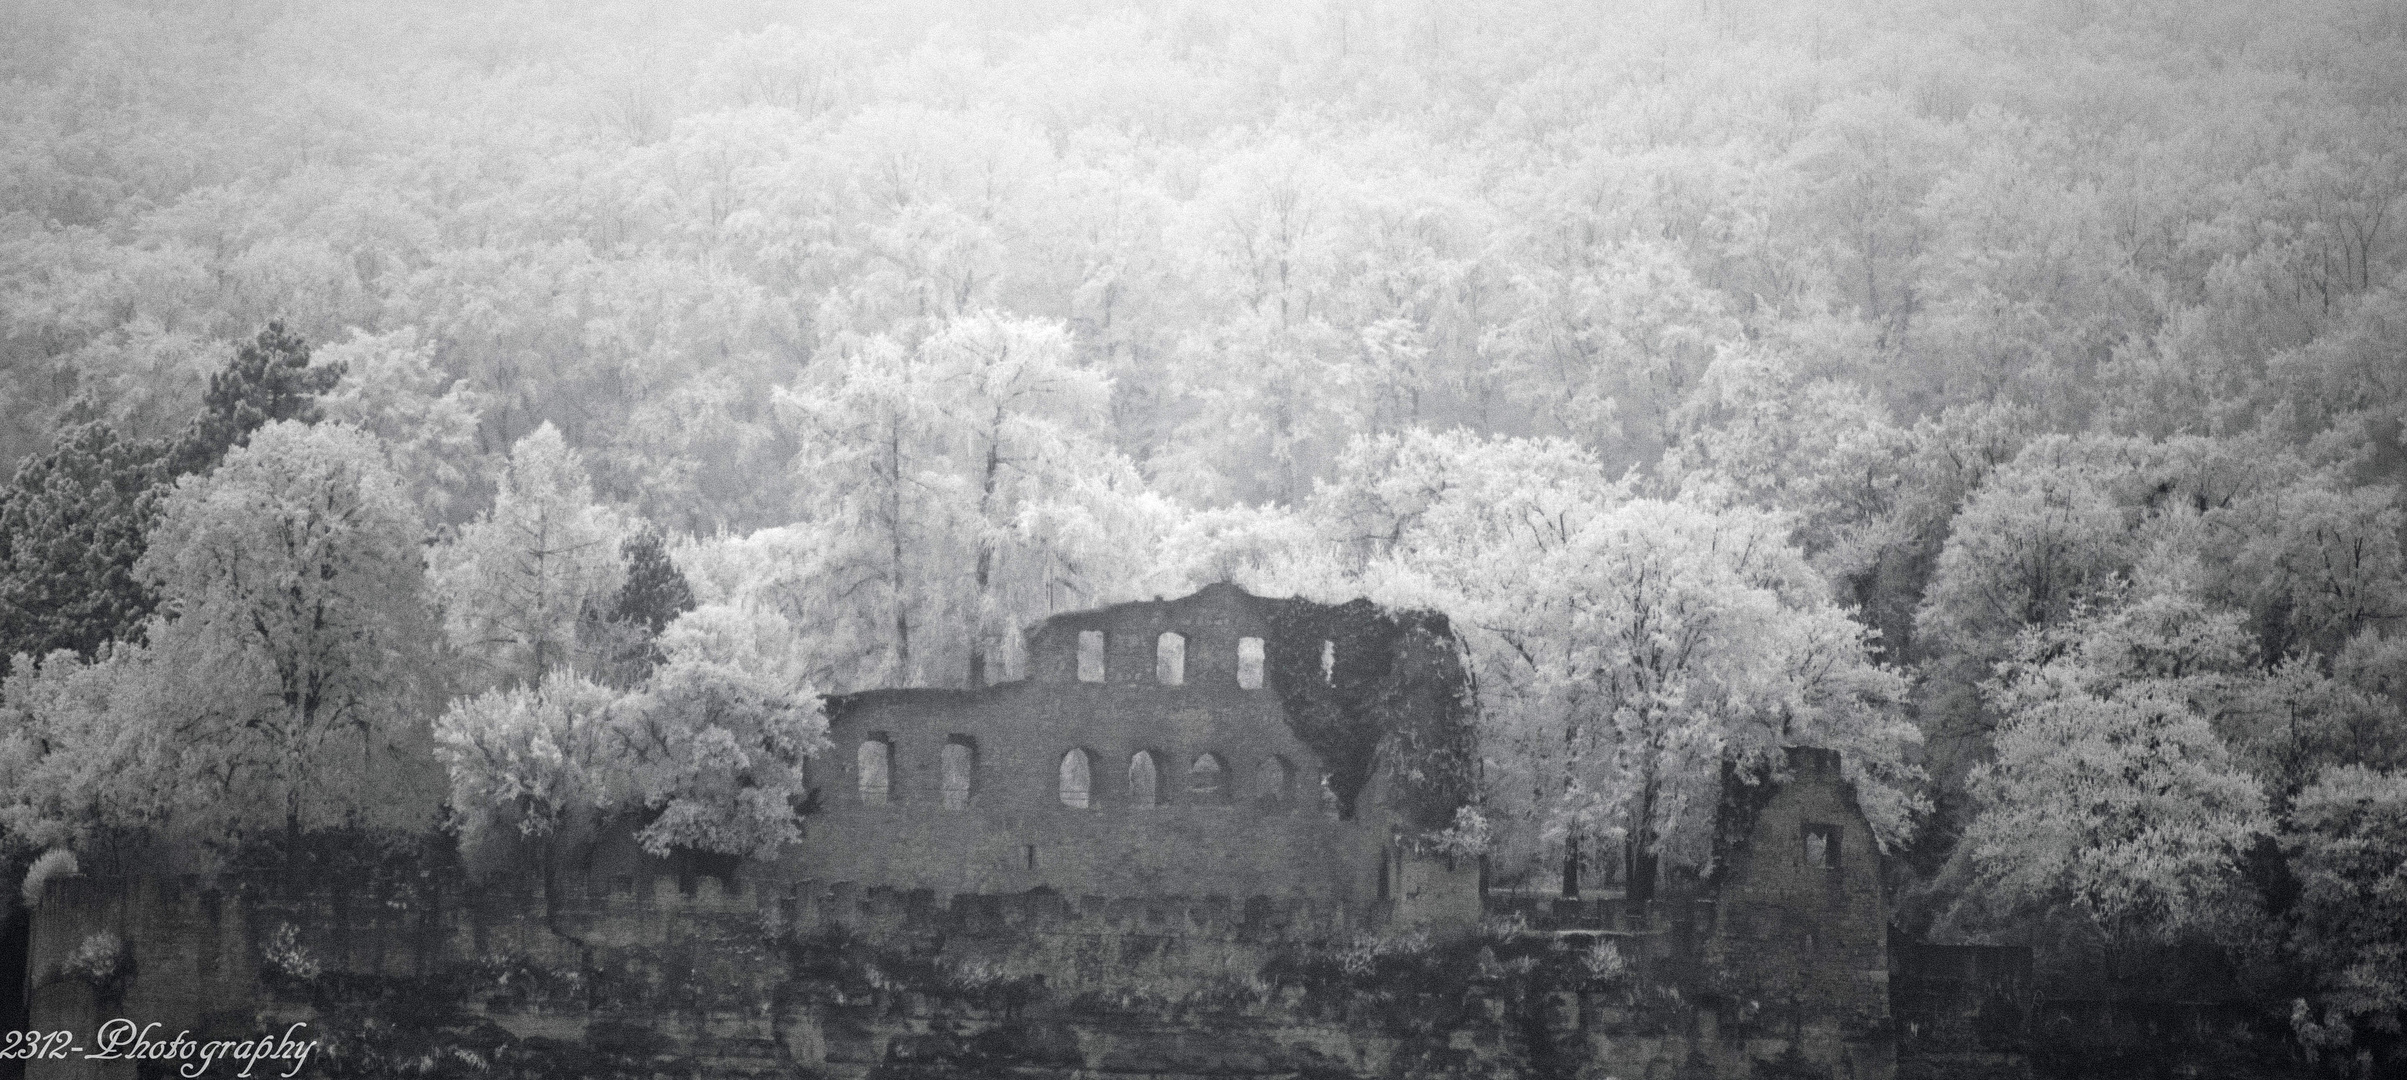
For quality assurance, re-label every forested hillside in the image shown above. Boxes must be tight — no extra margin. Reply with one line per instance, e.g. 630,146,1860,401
3,0,2404,1063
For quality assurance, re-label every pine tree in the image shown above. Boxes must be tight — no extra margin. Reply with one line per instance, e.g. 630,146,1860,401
0,422,169,675
166,322,347,478
0,324,348,676
613,529,696,636
589,527,698,684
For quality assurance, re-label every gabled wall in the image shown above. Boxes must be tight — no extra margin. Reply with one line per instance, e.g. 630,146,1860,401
1703,746,1896,1076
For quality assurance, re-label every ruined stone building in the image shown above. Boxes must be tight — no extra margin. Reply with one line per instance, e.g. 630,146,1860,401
789,582,1472,913
794,585,1889,939
18,584,1953,1080
774,583,1900,1075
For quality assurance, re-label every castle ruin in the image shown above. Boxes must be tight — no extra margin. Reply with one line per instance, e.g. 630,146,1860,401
17,585,1950,1080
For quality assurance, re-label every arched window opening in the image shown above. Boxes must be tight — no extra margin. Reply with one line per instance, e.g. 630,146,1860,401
1156,632,1186,685
1077,630,1106,683
1237,636,1265,689
857,738,892,805
1189,753,1228,803
1320,639,1336,685
941,737,977,810
1128,751,1160,807
1059,749,1093,809
1255,756,1292,808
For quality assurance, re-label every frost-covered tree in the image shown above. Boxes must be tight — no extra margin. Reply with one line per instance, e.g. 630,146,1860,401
1487,497,1920,896
2218,481,2406,662
437,603,828,863
0,324,352,683
313,327,485,525
132,420,439,842
1949,596,2271,943
0,644,166,870
1485,237,1740,470
433,672,628,878
611,604,829,857
1914,435,2145,665
666,525,884,693
1313,430,1922,896
2285,765,2407,1057
432,424,629,688
2221,646,2405,811
1660,345,1916,587
777,310,1167,688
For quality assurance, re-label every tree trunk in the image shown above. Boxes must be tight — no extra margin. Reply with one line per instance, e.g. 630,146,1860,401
1628,771,1660,904
1625,838,1658,905
886,418,912,681
967,407,1005,687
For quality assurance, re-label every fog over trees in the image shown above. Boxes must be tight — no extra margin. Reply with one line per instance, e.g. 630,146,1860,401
2,0,2405,1057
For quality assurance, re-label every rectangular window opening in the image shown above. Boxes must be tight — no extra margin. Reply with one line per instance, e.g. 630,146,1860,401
858,736,893,806
941,736,977,811
1077,630,1106,682
1803,823,1841,871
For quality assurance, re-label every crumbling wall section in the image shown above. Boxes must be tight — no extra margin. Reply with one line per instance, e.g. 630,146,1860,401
798,584,1480,909
800,679,1382,901
1702,746,1897,1078
27,854,1900,1080
1890,942,2033,1080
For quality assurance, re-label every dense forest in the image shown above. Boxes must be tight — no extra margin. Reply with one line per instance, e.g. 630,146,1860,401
3,0,2404,1064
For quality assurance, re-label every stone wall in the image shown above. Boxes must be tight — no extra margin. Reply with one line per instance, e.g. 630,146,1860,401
803,681,1379,901
1703,746,1893,1074
14,576,1911,1080
1886,940,2321,1080
793,585,1405,905
5,583,2296,1078
1022,584,1266,691
18,751,1910,1080
1890,943,2034,1080
23,875,1896,1080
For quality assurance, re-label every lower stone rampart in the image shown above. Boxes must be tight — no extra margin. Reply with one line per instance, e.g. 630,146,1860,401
23,860,1907,1080
1887,940,2324,1080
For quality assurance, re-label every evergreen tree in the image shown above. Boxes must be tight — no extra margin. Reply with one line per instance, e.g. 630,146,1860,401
1,325,347,676
613,529,696,636
166,322,347,478
0,422,168,675
589,527,698,684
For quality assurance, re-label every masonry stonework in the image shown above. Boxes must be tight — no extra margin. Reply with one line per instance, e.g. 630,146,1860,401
794,586,1393,903
787,585,1477,918
1702,746,1896,1077
17,587,1966,1079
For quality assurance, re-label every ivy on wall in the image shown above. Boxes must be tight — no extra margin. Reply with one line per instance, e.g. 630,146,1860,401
1257,598,1479,833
